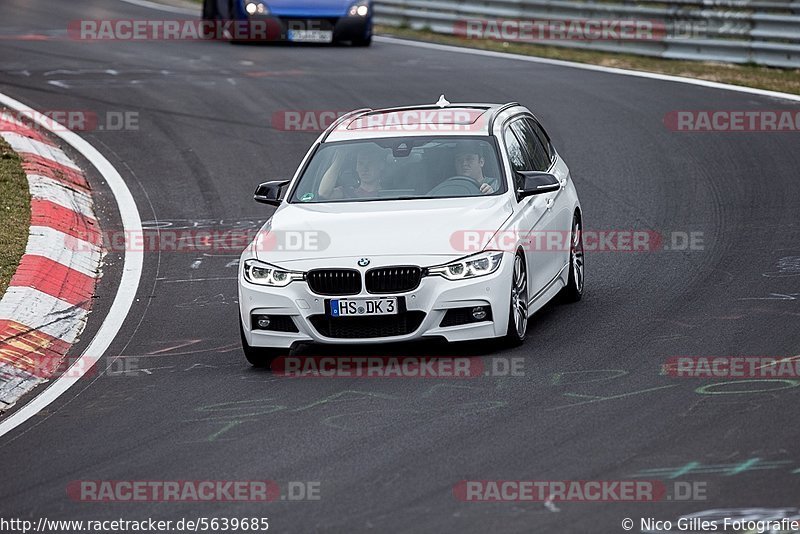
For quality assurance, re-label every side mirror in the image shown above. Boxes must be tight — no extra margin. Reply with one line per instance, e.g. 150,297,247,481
516,171,560,199
254,180,291,206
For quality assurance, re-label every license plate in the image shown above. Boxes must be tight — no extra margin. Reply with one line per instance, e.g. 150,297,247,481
330,298,398,317
288,30,333,43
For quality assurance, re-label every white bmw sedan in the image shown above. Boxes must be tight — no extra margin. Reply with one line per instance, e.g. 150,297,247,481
238,100,583,365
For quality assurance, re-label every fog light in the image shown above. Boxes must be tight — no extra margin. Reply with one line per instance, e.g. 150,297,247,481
245,2,258,15
257,315,271,329
471,307,487,321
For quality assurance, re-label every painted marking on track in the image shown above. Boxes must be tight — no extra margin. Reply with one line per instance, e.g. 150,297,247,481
548,384,678,410
738,293,800,301
695,379,800,395
631,458,795,479
207,420,242,442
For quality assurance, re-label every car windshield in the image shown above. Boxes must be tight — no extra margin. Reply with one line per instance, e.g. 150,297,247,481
289,136,505,203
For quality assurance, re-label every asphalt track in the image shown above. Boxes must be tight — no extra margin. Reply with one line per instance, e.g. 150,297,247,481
2,0,800,532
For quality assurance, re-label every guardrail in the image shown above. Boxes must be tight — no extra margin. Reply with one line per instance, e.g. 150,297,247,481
374,0,800,68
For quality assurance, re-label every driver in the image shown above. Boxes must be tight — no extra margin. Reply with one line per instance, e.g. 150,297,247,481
319,145,388,200
454,142,499,195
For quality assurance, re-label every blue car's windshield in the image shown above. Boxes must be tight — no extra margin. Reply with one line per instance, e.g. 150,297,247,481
290,136,505,203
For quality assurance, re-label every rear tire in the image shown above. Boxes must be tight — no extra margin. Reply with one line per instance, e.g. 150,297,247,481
503,252,528,347
239,318,283,367
561,212,584,303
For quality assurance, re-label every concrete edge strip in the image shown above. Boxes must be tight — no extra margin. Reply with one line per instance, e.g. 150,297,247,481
0,93,143,438
0,122,103,408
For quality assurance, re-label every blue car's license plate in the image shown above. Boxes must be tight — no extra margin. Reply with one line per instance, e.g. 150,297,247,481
288,29,333,43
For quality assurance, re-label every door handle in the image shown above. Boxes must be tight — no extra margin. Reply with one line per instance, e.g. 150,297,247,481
546,198,555,210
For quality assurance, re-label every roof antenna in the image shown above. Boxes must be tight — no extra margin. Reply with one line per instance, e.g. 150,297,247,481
436,94,450,108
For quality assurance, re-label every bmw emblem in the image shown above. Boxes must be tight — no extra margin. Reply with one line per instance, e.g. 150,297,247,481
358,258,370,267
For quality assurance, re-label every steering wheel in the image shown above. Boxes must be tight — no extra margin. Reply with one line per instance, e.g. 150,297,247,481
427,176,482,197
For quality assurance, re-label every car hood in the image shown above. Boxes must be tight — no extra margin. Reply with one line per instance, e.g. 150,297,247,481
264,0,354,17
254,196,514,266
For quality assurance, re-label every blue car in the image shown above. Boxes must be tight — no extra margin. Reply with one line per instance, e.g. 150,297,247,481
202,0,373,46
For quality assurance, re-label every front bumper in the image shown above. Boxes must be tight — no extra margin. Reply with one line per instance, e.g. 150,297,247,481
243,14,372,42
238,254,513,349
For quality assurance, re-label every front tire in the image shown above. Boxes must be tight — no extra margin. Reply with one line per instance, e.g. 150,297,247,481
504,252,529,346
201,0,219,40
239,318,282,367
351,34,372,47
202,0,216,20
561,212,584,302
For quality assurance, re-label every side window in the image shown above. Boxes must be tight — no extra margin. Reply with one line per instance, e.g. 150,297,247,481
504,125,530,173
527,118,553,162
511,119,550,172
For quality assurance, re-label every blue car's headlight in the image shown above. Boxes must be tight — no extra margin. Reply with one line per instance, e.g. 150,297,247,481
245,1,269,16
243,259,303,287
427,252,504,281
348,0,370,17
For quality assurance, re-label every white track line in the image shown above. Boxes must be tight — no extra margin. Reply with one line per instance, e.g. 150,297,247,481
0,93,143,438
375,36,800,103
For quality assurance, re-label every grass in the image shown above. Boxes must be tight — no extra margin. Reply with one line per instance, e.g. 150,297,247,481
376,25,800,96
0,137,30,299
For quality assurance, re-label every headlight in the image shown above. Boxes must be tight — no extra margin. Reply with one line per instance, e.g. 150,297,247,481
243,259,303,287
348,0,369,16
427,252,504,280
245,1,268,15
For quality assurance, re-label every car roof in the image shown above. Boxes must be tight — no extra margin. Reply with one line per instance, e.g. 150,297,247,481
323,101,523,142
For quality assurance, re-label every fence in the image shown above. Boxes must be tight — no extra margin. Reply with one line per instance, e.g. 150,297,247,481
374,0,800,68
